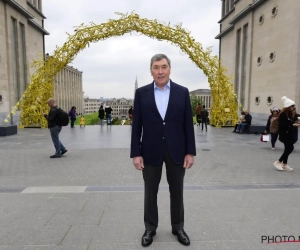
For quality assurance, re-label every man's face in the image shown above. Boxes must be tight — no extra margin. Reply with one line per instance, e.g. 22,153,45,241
150,58,171,87
245,111,249,115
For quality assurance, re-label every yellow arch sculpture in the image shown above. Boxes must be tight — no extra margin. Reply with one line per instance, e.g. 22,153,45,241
3,12,238,128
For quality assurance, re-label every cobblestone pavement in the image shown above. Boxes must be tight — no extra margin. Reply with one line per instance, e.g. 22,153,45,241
1,125,300,249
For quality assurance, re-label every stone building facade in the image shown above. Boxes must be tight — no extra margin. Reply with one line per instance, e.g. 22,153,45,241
53,64,84,115
189,89,212,112
106,98,133,119
0,0,49,124
84,98,101,114
216,0,300,124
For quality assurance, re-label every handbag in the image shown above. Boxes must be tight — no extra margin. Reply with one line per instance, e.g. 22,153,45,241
260,134,269,142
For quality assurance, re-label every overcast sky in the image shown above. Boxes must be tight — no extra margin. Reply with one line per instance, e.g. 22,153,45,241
43,0,221,99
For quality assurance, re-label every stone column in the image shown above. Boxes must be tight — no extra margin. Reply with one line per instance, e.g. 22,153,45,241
61,69,64,110
71,70,74,108
65,69,68,111
59,70,62,107
80,74,83,114
73,71,76,110
75,72,78,112
78,73,81,114
67,69,70,111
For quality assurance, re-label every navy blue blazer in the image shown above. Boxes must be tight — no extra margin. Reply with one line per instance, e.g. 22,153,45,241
130,80,196,166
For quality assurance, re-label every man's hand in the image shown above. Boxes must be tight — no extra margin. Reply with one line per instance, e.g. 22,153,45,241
133,156,144,170
183,154,194,169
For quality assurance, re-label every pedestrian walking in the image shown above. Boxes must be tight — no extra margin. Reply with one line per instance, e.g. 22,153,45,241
43,98,68,158
200,105,209,131
264,107,280,150
69,106,77,128
98,105,105,126
130,54,196,247
195,103,202,126
273,96,300,171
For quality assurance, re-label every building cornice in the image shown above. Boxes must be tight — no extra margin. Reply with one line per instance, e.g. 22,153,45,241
3,0,34,19
218,7,235,24
229,0,268,25
65,65,83,74
216,0,268,39
27,1,46,19
215,24,234,39
28,19,50,35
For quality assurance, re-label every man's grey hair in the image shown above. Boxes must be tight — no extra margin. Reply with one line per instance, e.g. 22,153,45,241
47,98,55,104
150,54,171,68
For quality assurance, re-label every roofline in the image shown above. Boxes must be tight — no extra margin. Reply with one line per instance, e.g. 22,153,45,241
28,19,50,35
3,0,33,19
218,7,235,24
229,0,269,25
216,0,269,39
215,24,234,39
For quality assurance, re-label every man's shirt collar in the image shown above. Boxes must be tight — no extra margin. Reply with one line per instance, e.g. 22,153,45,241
154,80,170,90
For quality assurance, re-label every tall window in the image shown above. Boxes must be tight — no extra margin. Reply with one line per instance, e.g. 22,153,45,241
240,24,248,108
19,23,27,96
225,0,229,15
235,29,241,99
222,0,225,17
11,18,20,103
230,0,234,10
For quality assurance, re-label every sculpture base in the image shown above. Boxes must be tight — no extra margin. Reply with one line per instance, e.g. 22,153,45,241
0,125,18,136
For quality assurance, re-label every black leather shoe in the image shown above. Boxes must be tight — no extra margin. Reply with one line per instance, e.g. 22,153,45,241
172,229,190,246
61,149,68,155
50,155,61,158
141,230,156,247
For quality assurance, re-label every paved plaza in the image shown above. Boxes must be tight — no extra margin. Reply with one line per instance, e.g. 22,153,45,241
1,125,300,249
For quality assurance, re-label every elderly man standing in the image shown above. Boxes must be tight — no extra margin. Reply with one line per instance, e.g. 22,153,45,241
43,98,68,158
130,54,196,247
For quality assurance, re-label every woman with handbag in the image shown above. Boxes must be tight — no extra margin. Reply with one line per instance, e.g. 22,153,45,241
273,96,300,171
264,107,280,150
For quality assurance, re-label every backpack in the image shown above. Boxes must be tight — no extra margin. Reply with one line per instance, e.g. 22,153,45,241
270,118,279,134
54,107,69,126
201,109,209,118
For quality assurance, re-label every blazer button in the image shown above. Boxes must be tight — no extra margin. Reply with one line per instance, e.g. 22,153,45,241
163,122,166,125
162,137,165,139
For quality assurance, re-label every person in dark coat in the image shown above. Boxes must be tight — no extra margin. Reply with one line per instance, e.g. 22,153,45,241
236,110,252,134
43,98,68,158
98,105,105,126
130,54,196,247
128,106,133,125
273,96,300,171
105,105,113,125
200,105,209,131
68,106,77,128
195,103,202,126
264,107,280,150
